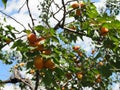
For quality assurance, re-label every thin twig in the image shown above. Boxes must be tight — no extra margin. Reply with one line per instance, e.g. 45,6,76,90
18,0,27,13
26,0,35,28
61,0,66,28
0,10,26,30
63,27,87,36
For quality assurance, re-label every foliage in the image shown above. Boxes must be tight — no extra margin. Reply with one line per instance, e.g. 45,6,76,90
0,0,120,90
2,0,7,8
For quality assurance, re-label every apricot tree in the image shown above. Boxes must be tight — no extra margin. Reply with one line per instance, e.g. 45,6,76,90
0,0,120,90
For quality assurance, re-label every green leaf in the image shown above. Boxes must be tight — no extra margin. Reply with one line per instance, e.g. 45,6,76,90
2,0,8,8
51,36,59,43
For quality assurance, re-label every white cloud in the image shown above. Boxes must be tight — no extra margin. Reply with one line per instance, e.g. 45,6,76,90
94,0,106,12
112,83,120,90
2,84,20,90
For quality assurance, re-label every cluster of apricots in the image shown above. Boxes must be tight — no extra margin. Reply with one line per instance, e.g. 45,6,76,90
27,33,52,54
33,55,55,70
71,1,85,16
73,46,83,57
71,1,85,9
27,33,55,70
27,33,45,48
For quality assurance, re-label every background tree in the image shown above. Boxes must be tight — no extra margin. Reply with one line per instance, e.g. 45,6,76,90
0,0,120,90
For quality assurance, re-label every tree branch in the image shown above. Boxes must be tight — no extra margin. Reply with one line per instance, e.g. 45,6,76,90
18,0,27,13
63,27,87,36
61,0,66,28
35,70,40,90
26,0,35,29
0,10,26,30
1,68,34,90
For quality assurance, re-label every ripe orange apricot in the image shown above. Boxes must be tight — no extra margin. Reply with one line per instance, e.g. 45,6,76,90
100,27,109,36
71,3,79,9
34,56,44,70
44,59,55,69
73,46,80,51
61,87,65,90
76,72,83,80
98,61,104,66
76,9,81,16
27,33,37,43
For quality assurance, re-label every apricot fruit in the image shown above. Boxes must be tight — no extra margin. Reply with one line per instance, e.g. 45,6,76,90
27,33,37,43
76,9,81,16
100,27,109,36
76,72,83,80
44,59,55,69
71,3,79,9
34,56,44,70
73,46,80,51
29,69,35,74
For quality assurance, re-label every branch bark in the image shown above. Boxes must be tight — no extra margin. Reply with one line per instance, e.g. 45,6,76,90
26,0,35,34
35,70,40,90
61,0,66,28
1,68,34,90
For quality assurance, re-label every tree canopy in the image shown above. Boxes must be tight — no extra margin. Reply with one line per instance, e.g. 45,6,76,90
0,0,120,90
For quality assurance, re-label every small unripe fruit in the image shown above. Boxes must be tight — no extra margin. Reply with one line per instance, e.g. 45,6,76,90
29,69,35,74
19,62,25,67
